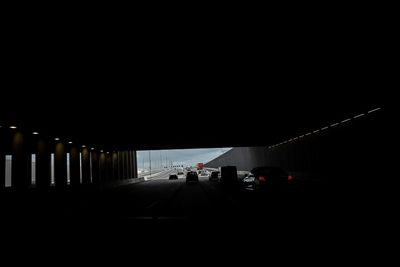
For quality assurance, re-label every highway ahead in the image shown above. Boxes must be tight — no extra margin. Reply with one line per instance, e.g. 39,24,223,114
64,170,333,225
2,170,395,253
77,169,245,221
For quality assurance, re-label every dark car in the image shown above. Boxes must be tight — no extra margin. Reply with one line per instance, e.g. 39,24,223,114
186,171,199,184
243,166,293,191
169,174,178,180
209,171,219,182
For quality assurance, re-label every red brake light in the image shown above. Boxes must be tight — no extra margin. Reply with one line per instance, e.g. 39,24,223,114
259,176,266,183
288,175,293,181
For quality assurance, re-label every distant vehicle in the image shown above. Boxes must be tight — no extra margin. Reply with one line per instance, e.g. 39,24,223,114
209,171,219,182
177,168,185,178
242,166,293,191
219,166,238,184
169,174,178,180
198,170,209,178
196,163,204,170
186,171,199,184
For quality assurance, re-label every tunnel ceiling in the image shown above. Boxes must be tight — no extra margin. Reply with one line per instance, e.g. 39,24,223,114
0,80,382,151
0,17,386,150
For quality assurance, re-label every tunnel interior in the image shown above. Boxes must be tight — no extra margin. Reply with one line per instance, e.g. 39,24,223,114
1,104,386,221
0,4,394,258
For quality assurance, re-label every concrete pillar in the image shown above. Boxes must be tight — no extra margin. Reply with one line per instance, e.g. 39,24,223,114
11,131,31,189
99,151,106,183
127,151,132,179
118,151,123,180
125,151,130,179
127,151,131,179
112,151,118,181
69,145,80,187
123,151,127,179
133,150,138,178
122,151,127,180
0,152,4,189
0,129,6,189
91,150,100,184
36,139,51,189
132,151,136,178
106,152,112,181
54,141,67,188
82,147,91,185
0,156,4,189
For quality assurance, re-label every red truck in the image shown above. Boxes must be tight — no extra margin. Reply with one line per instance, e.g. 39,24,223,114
196,163,204,170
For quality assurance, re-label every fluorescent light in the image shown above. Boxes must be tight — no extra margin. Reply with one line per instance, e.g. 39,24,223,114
299,135,305,138
10,126,17,129
330,123,339,127
367,107,381,113
32,132,39,135
54,138,60,141
305,132,312,136
321,127,329,131
82,145,86,148
68,141,73,144
341,118,351,123
91,148,95,150
353,113,365,119
313,130,320,133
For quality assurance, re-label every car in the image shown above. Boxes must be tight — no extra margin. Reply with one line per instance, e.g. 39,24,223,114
186,171,199,184
177,171,185,179
198,170,209,178
209,171,219,182
243,166,293,191
169,174,178,180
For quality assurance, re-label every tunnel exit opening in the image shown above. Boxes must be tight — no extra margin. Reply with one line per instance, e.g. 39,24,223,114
136,148,232,177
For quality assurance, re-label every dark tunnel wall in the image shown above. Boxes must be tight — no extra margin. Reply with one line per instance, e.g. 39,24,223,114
205,147,268,172
205,109,385,190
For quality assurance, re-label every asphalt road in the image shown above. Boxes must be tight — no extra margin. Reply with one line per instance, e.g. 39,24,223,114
69,170,331,226
2,171,394,256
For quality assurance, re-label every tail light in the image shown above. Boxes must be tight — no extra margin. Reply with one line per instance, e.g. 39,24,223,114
258,176,266,183
288,175,293,181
